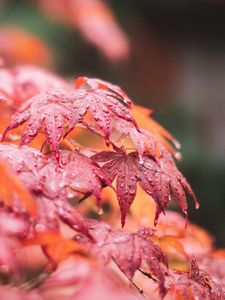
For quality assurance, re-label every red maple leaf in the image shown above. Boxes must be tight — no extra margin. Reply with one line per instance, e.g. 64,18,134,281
0,144,103,237
92,147,198,226
79,221,168,297
74,76,133,107
2,90,73,160
2,77,139,160
131,105,181,157
0,143,45,192
0,65,70,105
30,196,91,239
0,144,110,205
38,259,143,300
198,255,225,287
112,118,159,156
0,143,109,209
38,150,111,207
0,210,29,275
65,76,138,142
37,0,130,62
166,258,225,300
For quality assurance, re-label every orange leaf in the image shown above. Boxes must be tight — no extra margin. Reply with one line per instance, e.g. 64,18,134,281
131,105,181,157
159,235,189,272
0,27,52,67
26,232,85,263
211,249,225,259
175,288,195,300
130,185,156,228
156,212,212,256
0,161,36,216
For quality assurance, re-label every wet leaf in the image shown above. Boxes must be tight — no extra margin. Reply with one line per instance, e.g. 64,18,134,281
93,147,197,226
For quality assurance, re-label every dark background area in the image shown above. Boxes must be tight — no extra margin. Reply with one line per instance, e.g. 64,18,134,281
1,0,225,245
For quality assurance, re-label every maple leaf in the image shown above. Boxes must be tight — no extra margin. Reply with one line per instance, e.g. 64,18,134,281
92,147,198,226
75,77,159,155
0,65,70,105
77,221,168,297
25,231,86,263
55,200,92,238
65,77,139,143
166,258,225,300
198,255,225,287
0,27,52,67
157,235,189,272
0,143,44,192
129,186,157,228
0,210,29,276
111,105,181,158
2,90,73,160
39,150,110,206
3,77,139,159
157,212,213,256
13,65,71,102
37,0,129,61
38,258,143,300
131,105,181,157
0,161,36,216
112,118,159,156
0,143,107,210
74,76,133,106
31,197,91,239
34,196,59,233
0,144,95,237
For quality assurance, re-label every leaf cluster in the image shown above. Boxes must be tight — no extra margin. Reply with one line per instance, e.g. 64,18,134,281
0,65,223,300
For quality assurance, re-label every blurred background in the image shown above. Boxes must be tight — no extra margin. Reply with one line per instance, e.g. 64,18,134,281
0,0,225,245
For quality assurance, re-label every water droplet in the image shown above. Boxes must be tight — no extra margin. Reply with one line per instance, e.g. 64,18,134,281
114,235,129,243
119,182,124,189
98,208,103,215
138,155,144,164
75,234,82,240
129,187,136,195
67,192,74,199
103,107,109,113
35,223,46,232
195,202,200,209
174,139,181,150
175,152,182,161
